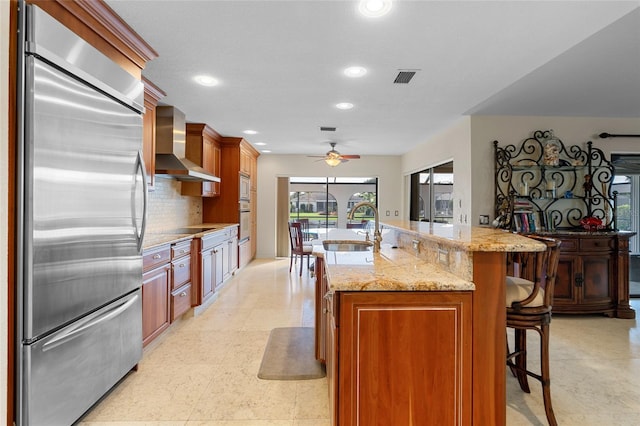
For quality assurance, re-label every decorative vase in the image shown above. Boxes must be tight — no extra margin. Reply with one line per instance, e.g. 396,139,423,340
543,130,560,166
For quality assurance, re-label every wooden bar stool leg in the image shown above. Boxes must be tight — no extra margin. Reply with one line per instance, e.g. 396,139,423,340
540,323,558,426
514,328,530,393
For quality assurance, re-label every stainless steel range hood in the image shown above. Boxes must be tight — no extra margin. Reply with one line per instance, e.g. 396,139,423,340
155,106,221,182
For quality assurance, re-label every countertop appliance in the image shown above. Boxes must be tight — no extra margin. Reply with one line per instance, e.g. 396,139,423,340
16,4,146,425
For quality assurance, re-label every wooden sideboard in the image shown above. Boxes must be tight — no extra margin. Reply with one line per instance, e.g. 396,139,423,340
552,231,635,318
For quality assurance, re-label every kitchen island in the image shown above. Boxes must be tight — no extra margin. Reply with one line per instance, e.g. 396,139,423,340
314,221,545,426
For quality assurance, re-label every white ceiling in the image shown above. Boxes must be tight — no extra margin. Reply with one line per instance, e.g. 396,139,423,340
105,1,640,157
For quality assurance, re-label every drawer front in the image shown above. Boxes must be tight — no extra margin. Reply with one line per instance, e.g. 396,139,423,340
143,245,171,272
172,240,192,259
580,237,613,251
172,256,191,289
558,238,578,252
171,283,192,321
201,230,228,250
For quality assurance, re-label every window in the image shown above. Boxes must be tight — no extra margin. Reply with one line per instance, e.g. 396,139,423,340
410,161,453,223
288,177,378,231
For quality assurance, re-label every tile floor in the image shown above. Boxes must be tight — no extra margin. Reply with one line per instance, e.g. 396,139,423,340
80,258,640,425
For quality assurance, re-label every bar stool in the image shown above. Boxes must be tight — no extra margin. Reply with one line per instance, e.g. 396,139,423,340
506,235,562,426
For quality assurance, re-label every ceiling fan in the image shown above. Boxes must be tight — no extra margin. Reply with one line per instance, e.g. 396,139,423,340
308,142,361,167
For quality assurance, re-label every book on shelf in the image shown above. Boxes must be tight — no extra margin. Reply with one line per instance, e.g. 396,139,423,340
512,210,545,233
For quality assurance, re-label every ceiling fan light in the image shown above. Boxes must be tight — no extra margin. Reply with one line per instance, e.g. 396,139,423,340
325,157,342,167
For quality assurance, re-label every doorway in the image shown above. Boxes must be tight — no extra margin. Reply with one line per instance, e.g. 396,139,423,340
611,154,640,297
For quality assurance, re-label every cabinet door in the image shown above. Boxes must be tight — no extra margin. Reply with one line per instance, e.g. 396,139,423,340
142,265,170,346
553,254,580,307
214,243,224,289
229,236,238,274
212,143,221,196
327,293,338,426
201,249,214,301
338,292,472,425
582,254,613,305
314,256,326,363
202,137,214,196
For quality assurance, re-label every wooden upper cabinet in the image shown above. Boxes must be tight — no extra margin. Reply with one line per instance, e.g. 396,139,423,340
28,0,158,79
142,78,166,191
182,123,222,197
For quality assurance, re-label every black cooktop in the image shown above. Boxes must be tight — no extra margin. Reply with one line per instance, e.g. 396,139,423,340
165,227,217,234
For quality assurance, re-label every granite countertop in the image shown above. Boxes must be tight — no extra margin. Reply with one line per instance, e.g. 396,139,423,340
316,244,475,293
143,223,238,250
381,220,546,252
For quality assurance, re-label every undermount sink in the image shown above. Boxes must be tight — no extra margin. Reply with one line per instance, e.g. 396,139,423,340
323,240,374,252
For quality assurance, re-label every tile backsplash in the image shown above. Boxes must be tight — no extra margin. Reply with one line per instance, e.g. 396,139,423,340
146,177,202,233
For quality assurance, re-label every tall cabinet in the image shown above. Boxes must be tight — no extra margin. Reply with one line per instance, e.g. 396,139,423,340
495,130,635,318
203,137,259,267
142,78,166,191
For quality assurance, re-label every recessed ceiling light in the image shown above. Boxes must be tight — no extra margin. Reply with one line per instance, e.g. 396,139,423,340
344,66,367,78
336,102,354,110
243,130,258,135
255,142,267,146
193,75,219,87
358,0,392,18
261,150,271,153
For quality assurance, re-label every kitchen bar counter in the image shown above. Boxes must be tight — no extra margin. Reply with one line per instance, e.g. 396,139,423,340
382,219,546,252
316,244,475,292
316,222,544,425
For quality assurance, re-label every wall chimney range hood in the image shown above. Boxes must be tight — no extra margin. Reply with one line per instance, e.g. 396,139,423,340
155,106,221,182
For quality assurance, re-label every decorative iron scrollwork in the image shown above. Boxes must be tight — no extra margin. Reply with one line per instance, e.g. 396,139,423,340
494,130,617,232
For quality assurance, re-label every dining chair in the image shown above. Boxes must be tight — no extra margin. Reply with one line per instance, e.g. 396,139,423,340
506,235,562,426
288,221,312,276
296,218,312,241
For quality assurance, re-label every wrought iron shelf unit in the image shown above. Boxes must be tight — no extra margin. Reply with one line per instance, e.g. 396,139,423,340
494,130,617,232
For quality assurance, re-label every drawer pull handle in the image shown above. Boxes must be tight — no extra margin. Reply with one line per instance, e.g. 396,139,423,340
178,263,185,268
180,292,187,297
152,254,161,259
179,249,186,254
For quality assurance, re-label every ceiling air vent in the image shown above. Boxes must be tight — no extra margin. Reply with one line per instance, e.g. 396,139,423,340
394,70,418,84
320,126,337,132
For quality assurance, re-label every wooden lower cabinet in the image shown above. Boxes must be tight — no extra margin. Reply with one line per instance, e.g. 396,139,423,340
195,226,239,305
170,239,193,321
142,260,171,347
552,232,635,318
327,290,473,426
239,239,251,269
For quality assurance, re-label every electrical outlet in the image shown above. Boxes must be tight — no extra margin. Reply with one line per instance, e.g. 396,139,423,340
479,215,490,225
394,210,399,216
438,249,448,265
412,239,420,253
386,210,390,216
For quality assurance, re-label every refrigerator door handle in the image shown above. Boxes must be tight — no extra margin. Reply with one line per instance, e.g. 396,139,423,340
42,294,140,352
133,150,148,253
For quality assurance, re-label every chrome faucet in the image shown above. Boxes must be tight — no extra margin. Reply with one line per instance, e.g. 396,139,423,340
348,201,382,252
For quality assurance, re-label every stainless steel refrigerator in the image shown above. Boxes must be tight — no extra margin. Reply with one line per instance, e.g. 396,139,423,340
16,4,147,425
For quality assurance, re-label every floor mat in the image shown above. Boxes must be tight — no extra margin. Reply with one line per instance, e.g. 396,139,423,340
258,327,326,380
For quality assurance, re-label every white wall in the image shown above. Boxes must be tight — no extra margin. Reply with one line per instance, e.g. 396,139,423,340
469,115,640,225
401,117,473,225
256,154,402,258
1,0,9,420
